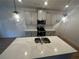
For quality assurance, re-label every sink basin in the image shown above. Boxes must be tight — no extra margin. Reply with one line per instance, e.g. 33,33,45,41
41,38,51,43
35,38,41,43
35,37,51,44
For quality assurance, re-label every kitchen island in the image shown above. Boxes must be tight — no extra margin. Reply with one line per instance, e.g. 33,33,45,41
0,36,77,59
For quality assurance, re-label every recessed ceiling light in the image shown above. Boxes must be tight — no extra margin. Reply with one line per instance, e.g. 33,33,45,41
44,1,48,6
18,0,22,2
65,5,69,8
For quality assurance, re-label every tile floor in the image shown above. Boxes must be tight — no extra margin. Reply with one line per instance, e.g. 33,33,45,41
0,38,15,54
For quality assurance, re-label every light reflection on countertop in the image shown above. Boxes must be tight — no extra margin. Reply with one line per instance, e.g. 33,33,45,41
24,51,28,56
40,51,44,54
54,48,58,52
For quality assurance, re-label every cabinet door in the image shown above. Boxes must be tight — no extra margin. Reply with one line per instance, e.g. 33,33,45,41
46,13,52,26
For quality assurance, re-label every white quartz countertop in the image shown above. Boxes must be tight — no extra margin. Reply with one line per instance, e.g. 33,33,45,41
0,36,77,59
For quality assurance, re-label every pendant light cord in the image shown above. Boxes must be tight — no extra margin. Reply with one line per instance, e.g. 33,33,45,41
13,0,17,11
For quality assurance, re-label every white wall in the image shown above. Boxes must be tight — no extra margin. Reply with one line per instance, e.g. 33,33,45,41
56,6,79,47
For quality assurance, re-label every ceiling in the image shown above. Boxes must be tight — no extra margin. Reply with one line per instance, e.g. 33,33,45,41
0,0,79,12
17,0,69,11
0,0,69,10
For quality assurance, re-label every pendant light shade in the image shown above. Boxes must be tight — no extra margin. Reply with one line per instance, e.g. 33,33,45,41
13,11,19,14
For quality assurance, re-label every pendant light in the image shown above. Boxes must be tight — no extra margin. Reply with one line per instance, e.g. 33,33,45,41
62,13,68,23
65,0,72,8
13,0,18,14
13,0,20,22
62,0,73,23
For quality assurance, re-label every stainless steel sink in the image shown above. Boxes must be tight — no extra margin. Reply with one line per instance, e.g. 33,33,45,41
35,37,51,44
41,38,51,43
35,38,41,43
